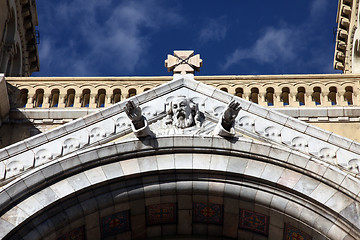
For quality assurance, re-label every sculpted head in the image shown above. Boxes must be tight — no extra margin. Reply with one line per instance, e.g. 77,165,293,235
167,96,197,129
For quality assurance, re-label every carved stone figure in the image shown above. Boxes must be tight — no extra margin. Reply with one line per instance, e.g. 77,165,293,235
220,100,241,132
164,96,203,129
124,97,241,138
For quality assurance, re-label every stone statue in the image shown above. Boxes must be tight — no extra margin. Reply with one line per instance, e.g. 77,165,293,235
164,96,204,129
124,101,146,129
124,97,241,138
219,100,241,132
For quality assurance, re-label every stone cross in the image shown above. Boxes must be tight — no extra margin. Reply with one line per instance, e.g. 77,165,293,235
165,50,202,74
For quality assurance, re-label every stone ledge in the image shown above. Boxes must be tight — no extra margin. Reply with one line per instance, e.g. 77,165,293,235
275,107,360,118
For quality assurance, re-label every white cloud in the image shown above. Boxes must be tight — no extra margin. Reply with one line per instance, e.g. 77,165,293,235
223,27,300,70
222,0,335,73
310,0,329,18
38,39,51,63
198,16,228,42
36,0,182,76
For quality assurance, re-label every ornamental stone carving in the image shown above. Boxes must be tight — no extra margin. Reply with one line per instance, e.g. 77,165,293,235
348,159,360,174
264,126,282,142
89,127,107,143
35,149,53,166
319,148,337,162
5,160,24,178
164,96,204,129
115,116,129,132
291,137,309,153
124,97,241,138
62,138,80,155
165,50,203,74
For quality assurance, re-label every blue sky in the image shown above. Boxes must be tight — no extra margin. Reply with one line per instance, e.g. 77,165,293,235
33,0,341,77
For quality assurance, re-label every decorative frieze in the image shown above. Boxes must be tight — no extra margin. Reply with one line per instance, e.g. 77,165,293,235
2,76,360,182
6,74,360,110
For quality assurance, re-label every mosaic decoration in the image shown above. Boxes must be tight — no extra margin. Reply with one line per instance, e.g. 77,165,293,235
146,203,177,225
57,226,85,240
284,223,312,240
193,202,223,224
239,209,269,236
100,210,130,238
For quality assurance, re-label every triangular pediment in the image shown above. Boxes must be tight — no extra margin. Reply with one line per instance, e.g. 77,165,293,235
1,74,360,182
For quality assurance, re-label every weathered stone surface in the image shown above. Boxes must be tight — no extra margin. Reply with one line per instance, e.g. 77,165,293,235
340,202,360,229
84,167,107,185
277,169,302,189
49,179,75,199
120,159,141,175
193,153,211,170
101,162,124,180
293,175,320,196
310,183,337,204
2,75,360,240
138,156,158,172
244,160,266,178
261,164,284,183
174,153,193,169
227,156,248,174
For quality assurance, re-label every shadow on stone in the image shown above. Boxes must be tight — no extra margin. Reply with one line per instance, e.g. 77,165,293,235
0,84,41,148
139,134,159,149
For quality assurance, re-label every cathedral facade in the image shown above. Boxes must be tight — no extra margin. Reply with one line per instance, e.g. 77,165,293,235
1,1,360,240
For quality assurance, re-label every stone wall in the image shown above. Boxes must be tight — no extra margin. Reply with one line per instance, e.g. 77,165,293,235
6,74,360,108
5,74,360,144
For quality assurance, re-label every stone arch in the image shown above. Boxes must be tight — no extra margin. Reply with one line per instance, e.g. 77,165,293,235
33,88,44,107
112,88,121,104
49,89,60,107
344,86,353,105
18,88,28,107
128,88,137,98
250,87,259,104
235,87,243,98
81,88,91,107
312,86,322,105
65,88,75,107
220,87,228,93
0,136,359,240
96,88,106,108
296,86,306,106
265,87,274,106
328,86,337,105
281,87,290,106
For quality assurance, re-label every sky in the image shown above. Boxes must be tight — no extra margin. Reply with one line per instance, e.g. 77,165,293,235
33,0,341,77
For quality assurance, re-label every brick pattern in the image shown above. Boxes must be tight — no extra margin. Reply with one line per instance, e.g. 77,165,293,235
193,202,223,224
239,209,269,236
284,223,312,240
57,226,85,240
146,203,177,225
100,210,130,238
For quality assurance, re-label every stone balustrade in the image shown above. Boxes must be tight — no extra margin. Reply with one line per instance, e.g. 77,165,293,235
5,74,360,109
333,0,355,73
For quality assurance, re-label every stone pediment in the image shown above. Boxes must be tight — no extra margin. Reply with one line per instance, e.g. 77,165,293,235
1,74,360,182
